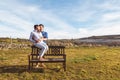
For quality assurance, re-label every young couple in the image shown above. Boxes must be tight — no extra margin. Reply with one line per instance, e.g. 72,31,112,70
29,24,48,67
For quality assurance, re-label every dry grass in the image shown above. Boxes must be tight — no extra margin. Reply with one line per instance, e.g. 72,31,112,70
0,46,120,80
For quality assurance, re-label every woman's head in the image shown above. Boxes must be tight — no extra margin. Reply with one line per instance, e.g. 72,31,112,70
34,24,38,30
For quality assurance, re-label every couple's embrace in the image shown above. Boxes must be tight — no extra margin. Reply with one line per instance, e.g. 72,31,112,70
29,24,48,68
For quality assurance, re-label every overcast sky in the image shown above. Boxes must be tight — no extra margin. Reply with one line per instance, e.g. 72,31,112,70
0,0,120,39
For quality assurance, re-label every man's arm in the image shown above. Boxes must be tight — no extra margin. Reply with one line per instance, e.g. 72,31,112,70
42,32,48,40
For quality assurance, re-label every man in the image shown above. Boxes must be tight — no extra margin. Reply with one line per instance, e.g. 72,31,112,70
39,24,48,43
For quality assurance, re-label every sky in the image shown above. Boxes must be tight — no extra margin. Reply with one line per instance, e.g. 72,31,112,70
0,0,120,39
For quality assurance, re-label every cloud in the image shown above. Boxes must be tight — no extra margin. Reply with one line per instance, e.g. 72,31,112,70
0,0,78,39
0,0,35,38
55,0,96,22
97,0,120,11
0,0,120,39
101,12,120,22
77,22,120,38
91,24,120,36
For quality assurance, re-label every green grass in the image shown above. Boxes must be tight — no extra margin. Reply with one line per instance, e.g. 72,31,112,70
0,46,120,80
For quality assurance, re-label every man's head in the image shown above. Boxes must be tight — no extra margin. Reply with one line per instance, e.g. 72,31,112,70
34,24,38,30
39,24,44,31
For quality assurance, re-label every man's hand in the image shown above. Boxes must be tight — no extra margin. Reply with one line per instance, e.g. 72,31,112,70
42,37,48,40
36,37,44,43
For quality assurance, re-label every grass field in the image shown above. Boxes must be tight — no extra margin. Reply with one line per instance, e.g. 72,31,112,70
0,46,120,80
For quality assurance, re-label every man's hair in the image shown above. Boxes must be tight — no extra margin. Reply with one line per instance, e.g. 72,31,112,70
39,24,44,27
34,24,38,29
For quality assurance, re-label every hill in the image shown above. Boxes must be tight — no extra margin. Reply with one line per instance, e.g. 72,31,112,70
76,35,120,46
0,34,120,48
80,35,120,39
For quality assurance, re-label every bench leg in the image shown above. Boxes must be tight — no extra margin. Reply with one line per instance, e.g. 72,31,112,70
32,63,33,68
28,61,33,70
63,62,66,71
28,55,31,70
28,62,30,70
65,62,66,71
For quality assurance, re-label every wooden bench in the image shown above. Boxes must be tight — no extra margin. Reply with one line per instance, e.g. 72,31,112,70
28,45,66,71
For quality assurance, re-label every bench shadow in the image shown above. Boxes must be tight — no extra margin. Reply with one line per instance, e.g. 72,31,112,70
0,65,46,73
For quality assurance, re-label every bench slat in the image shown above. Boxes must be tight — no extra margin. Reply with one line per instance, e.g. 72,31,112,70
30,58,65,62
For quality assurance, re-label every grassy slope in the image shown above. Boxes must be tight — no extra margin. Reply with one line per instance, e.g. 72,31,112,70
0,47,120,80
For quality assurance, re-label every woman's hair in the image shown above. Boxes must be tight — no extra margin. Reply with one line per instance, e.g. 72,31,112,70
34,24,38,29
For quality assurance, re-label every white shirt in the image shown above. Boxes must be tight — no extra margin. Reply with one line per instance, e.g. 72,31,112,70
29,30,36,43
33,31,43,42
29,30,43,43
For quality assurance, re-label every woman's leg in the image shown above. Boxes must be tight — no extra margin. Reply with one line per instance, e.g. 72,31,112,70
41,42,48,53
35,43,47,58
35,42,48,68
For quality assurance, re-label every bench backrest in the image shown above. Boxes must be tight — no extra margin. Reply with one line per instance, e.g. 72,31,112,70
31,45,65,55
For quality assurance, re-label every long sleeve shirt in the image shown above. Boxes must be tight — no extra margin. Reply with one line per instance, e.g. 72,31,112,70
41,31,48,43
42,31,48,38
29,30,36,43
29,30,43,43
